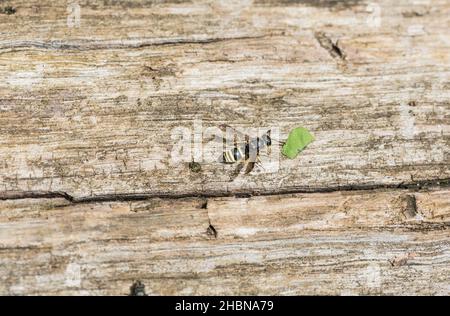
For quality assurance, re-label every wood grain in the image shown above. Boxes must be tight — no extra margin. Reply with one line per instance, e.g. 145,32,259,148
0,189,448,295
0,0,448,198
0,0,449,296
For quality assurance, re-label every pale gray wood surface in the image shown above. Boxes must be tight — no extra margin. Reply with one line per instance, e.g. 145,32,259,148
0,0,449,295
0,189,448,295
0,0,448,198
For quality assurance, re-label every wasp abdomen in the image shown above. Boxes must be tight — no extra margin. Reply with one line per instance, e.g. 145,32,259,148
223,147,244,163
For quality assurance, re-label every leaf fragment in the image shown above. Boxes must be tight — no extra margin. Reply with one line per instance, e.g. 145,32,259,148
282,127,314,159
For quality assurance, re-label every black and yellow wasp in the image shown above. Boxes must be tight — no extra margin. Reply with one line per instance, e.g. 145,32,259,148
219,124,273,175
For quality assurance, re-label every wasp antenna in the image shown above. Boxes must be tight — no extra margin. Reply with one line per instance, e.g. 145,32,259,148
270,138,284,145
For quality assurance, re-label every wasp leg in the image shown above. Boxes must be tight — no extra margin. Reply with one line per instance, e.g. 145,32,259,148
229,161,245,181
256,159,266,172
236,161,245,172
244,161,256,174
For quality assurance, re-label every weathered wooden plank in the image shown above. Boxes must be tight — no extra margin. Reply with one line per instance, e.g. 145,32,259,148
0,0,448,47
0,0,449,198
0,189,448,295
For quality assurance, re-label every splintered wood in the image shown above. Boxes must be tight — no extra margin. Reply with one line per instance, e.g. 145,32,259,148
0,0,449,295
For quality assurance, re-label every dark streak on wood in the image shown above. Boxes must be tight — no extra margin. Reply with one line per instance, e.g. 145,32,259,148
404,194,418,219
314,31,346,60
1,178,449,203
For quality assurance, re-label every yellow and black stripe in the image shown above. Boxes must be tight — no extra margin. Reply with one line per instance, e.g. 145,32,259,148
223,147,244,163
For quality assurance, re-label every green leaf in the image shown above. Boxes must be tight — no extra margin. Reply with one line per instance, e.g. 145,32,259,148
282,127,314,159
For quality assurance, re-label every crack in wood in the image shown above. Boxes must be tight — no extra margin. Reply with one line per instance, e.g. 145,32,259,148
0,178,449,203
314,31,346,60
203,200,218,239
0,35,270,51
0,191,74,202
404,194,418,219
206,224,218,238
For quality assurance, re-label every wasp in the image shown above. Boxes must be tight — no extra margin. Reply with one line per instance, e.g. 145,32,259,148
219,124,273,175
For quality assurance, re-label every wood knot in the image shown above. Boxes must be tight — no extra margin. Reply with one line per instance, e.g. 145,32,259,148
402,194,418,219
1,6,16,15
189,161,202,173
130,280,147,296
389,253,416,267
